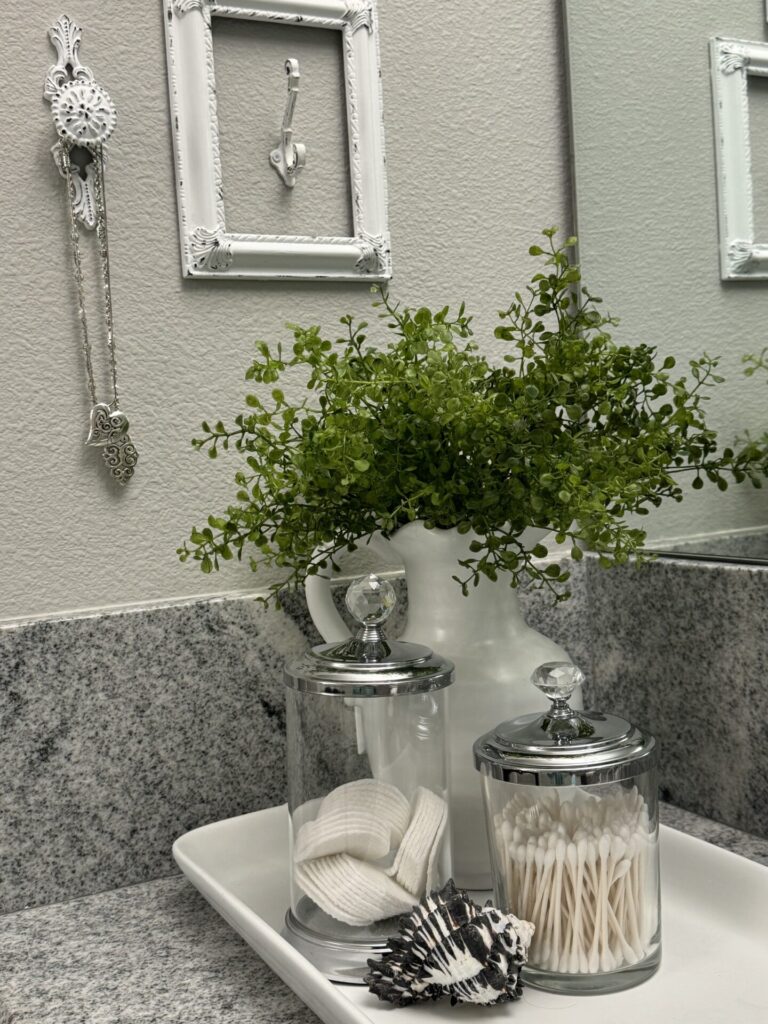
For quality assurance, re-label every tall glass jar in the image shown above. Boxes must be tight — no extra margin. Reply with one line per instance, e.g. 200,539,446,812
474,663,660,995
283,574,454,982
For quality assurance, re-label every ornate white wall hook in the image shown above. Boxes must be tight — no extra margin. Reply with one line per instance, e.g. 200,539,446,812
44,15,116,230
270,59,307,188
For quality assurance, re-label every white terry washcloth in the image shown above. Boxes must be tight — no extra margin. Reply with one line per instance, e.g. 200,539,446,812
294,808,392,863
387,787,448,897
296,853,417,927
318,779,411,847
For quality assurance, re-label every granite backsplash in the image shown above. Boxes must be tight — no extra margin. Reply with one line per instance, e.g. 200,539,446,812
586,556,768,841
1,554,765,915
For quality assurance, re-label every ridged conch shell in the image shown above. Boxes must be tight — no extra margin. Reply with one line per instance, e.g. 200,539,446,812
387,786,447,895
365,880,534,1006
295,853,416,927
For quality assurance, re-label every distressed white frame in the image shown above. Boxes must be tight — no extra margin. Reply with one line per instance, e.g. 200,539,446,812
710,37,768,280
163,0,390,280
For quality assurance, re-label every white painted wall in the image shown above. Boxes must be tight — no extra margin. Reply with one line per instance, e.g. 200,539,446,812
566,0,768,546
0,1,571,623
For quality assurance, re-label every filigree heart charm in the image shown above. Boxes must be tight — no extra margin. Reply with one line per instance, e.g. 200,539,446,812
86,402,129,446
101,436,138,485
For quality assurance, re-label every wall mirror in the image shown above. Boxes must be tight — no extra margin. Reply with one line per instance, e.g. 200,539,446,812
565,0,768,564
163,0,390,280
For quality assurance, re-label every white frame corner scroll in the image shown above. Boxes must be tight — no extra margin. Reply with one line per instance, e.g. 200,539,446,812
163,0,391,280
710,36,768,280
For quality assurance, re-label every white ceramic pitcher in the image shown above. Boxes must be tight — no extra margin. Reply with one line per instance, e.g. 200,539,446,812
305,520,575,889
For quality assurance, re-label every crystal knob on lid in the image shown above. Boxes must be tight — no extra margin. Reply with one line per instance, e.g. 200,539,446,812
343,574,396,660
531,661,589,743
346,573,396,625
284,574,454,695
473,660,656,784
532,661,585,706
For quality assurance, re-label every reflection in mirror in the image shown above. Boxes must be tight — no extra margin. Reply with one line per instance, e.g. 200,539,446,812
565,0,768,563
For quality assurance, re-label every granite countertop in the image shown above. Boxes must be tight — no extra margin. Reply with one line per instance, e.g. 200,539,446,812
1,805,766,1024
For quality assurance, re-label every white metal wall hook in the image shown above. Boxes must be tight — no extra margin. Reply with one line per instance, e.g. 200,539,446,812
270,59,306,187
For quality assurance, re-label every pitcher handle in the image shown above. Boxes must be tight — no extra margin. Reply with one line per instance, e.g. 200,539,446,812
305,532,397,642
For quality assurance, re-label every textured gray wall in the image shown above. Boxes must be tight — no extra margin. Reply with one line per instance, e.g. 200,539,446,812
212,19,352,237
566,0,768,546
0,1,570,623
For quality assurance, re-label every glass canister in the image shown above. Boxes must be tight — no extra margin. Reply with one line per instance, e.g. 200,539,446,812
283,574,454,982
474,662,660,995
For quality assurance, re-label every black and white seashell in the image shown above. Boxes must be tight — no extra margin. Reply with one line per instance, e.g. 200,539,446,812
365,879,534,1007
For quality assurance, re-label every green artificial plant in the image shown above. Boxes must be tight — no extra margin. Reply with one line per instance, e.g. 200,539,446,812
739,347,768,461
178,231,767,604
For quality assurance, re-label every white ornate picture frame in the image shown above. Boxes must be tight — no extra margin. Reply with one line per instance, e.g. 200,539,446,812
710,37,768,280
163,0,390,280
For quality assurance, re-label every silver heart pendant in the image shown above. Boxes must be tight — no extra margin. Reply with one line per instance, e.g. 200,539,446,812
86,402,129,446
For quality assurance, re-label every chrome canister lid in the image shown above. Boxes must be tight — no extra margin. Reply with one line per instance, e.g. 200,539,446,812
473,662,656,786
284,574,454,697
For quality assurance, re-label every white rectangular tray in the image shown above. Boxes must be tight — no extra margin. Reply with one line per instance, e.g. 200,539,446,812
173,805,768,1024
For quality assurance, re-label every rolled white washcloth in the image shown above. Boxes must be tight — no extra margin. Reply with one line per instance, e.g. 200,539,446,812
318,779,412,846
425,806,448,894
387,786,448,897
294,808,392,863
296,853,417,927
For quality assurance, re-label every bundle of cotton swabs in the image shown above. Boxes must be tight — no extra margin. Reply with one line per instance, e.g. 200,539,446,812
494,787,658,975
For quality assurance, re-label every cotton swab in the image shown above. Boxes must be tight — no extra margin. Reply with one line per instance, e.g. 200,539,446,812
494,786,658,976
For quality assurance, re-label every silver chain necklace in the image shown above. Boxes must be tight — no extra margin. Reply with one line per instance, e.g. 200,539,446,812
45,16,138,484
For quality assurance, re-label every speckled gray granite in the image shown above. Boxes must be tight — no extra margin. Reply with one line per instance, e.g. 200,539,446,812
521,560,591,674
0,565,587,916
586,557,768,841
0,599,308,915
0,804,764,1024
0,875,320,1024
